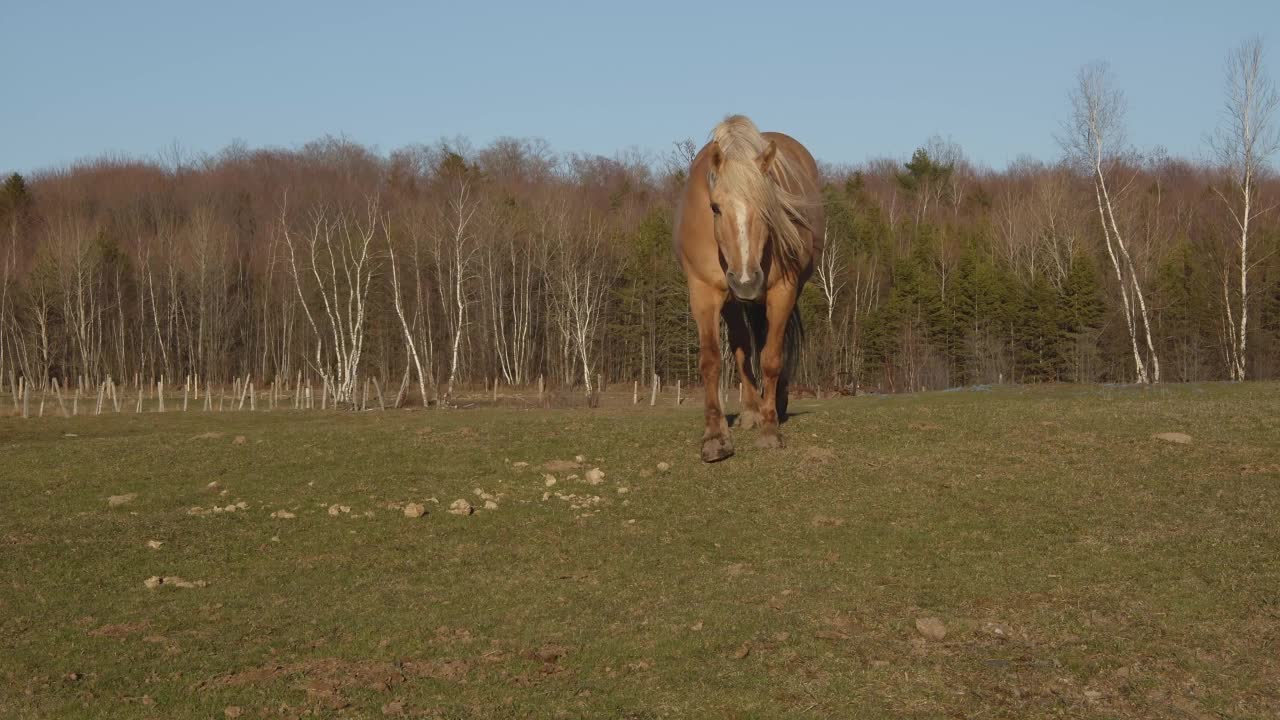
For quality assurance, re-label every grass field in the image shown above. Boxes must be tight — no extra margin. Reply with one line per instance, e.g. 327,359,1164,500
2,383,1278,719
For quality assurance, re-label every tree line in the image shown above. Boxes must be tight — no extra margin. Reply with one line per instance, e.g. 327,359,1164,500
2,45,1278,402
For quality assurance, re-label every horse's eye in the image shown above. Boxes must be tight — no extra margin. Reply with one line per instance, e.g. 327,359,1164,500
710,203,721,216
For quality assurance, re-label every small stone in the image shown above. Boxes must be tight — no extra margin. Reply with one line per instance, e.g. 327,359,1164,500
403,503,426,518
232,435,248,445
483,500,499,510
144,576,162,589
1153,432,1191,445
207,481,220,489
541,492,551,501
915,617,947,641
66,672,82,681
574,454,585,463
328,504,350,516
543,474,557,487
108,493,137,507
690,621,703,631
146,540,164,550
981,621,1012,640
449,499,473,516
271,510,296,519
733,642,751,659
512,461,529,469
585,468,605,485
616,486,629,495
225,707,244,718
235,501,248,510
656,462,671,473
222,505,237,512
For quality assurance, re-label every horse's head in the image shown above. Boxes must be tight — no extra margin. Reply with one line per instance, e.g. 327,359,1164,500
707,138,780,302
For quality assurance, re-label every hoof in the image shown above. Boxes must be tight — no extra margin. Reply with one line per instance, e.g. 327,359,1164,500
701,435,735,463
736,409,763,430
754,431,784,450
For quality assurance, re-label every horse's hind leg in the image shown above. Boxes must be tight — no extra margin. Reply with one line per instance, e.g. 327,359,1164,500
723,302,764,429
691,281,733,462
756,281,797,449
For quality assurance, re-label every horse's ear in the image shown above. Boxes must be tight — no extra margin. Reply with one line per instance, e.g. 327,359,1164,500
708,142,723,188
757,140,777,175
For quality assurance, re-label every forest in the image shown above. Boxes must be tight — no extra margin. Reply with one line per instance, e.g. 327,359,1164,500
1,58,1277,403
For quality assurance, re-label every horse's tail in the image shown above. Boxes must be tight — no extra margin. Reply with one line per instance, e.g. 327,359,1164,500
743,303,804,419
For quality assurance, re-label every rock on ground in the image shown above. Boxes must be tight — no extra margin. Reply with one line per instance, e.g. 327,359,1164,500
145,540,164,550
108,493,137,507
403,503,426,518
271,510,296,519
915,617,947,641
584,468,605,485
449,499,474,516
656,462,671,473
232,435,248,445
483,500,499,510
1153,432,1192,444
145,575,207,590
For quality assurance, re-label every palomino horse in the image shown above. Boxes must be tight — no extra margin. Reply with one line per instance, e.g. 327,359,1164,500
674,115,825,462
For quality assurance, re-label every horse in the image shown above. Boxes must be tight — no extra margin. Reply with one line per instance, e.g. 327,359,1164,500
673,115,825,462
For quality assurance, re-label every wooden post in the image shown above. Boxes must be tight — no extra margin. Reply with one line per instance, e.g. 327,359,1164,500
675,379,681,407
306,383,313,410
158,379,165,412
237,376,250,410
183,385,189,412
110,378,120,413
633,380,638,405
491,378,498,403
204,387,212,412
96,382,105,415
650,373,659,407
22,380,29,419
363,378,370,411
295,370,303,409
537,374,544,400
375,378,387,410
136,386,144,413
249,383,256,411
72,389,78,416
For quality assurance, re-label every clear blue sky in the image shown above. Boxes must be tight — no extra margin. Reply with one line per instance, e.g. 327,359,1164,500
3,1,1276,175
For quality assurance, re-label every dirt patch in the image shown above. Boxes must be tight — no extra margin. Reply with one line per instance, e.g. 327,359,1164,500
802,446,837,463
88,621,149,639
190,432,225,441
541,459,580,473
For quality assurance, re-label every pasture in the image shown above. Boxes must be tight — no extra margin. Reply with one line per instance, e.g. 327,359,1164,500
2,383,1278,718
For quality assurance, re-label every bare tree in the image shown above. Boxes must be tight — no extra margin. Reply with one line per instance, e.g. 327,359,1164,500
1060,62,1160,383
433,178,481,403
1210,37,1279,381
281,196,380,405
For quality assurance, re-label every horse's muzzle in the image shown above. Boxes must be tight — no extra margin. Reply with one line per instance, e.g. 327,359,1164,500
727,269,764,301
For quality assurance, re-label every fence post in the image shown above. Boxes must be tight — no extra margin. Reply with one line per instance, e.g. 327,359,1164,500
650,373,659,407
633,380,638,405
675,380,681,407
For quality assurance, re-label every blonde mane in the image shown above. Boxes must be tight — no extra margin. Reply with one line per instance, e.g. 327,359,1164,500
709,115,814,274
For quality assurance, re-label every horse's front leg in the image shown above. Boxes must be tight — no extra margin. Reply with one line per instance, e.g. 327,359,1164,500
722,302,764,429
756,281,796,449
691,281,732,462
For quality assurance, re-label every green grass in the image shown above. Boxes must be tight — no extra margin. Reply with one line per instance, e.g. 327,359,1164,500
2,383,1279,718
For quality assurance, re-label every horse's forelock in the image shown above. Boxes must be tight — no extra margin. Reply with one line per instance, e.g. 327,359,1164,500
708,115,812,275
